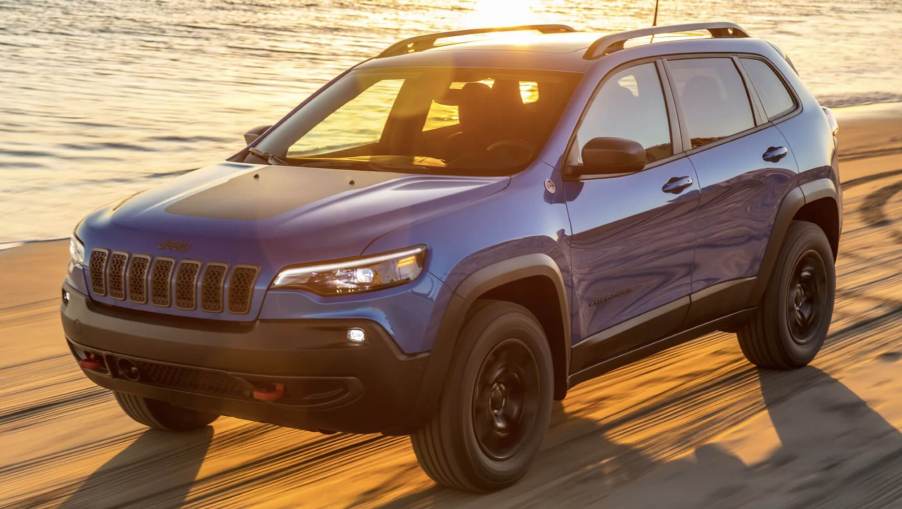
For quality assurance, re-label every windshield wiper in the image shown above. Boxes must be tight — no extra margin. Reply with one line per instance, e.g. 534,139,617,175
287,158,397,172
285,157,445,174
247,147,289,166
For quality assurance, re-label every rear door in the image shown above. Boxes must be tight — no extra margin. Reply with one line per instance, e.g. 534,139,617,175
565,61,699,372
664,56,799,325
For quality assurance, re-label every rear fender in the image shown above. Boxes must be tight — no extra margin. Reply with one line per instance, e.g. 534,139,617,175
750,178,839,302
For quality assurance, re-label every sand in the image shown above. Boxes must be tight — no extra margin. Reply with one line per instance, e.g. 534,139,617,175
1,104,900,507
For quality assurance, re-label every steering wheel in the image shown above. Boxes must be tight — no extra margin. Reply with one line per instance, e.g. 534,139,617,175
486,139,533,153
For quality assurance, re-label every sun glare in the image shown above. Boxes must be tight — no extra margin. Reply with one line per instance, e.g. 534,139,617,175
464,0,539,27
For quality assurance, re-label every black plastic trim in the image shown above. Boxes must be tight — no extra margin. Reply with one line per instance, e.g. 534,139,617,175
751,178,839,302
569,308,756,386
70,339,365,409
800,178,838,204
63,285,428,434
571,296,690,373
412,253,572,416
685,276,756,327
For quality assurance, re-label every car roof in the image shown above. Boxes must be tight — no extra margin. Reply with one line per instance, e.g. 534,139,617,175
357,24,777,74
360,32,599,73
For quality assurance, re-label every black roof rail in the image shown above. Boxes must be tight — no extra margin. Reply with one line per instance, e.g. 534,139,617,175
584,22,749,59
377,24,576,58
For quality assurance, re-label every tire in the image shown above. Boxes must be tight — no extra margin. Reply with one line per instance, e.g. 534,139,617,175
411,300,554,492
738,220,836,369
114,391,219,431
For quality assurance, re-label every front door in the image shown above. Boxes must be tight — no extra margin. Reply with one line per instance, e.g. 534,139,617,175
565,61,698,372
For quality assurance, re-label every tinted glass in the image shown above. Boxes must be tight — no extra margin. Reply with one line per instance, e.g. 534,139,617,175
259,68,578,176
574,63,672,164
422,79,541,132
289,79,404,157
740,58,795,120
668,58,755,149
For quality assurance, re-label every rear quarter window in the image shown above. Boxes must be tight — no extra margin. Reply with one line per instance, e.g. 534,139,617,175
667,58,755,149
739,58,796,120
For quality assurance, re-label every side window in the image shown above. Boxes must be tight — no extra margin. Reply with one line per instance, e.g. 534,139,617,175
667,58,755,149
740,58,796,120
573,63,673,165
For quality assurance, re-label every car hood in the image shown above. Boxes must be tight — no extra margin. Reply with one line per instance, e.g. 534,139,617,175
84,161,511,261
78,162,508,319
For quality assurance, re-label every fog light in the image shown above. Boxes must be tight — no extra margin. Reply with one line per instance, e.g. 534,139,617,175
62,289,70,306
347,328,366,344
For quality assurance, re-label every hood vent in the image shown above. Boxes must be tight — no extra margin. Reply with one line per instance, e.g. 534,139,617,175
89,249,258,315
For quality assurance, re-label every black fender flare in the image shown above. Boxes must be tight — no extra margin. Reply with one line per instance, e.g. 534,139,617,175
750,177,839,302
410,253,571,427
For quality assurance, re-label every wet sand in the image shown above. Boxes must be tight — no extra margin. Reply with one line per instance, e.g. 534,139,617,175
1,104,901,508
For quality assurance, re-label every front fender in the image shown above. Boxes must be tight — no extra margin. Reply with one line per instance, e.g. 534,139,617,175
409,253,571,428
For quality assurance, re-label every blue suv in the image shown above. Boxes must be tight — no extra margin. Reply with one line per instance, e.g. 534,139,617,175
63,22,841,491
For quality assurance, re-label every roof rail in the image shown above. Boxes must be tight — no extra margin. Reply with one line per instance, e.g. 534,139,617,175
377,24,576,58
584,22,749,59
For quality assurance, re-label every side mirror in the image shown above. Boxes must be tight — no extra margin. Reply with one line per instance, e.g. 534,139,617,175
244,125,272,145
576,137,646,176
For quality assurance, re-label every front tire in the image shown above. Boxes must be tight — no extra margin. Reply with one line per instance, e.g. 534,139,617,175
738,221,836,369
411,300,553,492
114,391,219,431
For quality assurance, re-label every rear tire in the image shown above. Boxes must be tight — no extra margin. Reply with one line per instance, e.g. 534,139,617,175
411,300,553,492
114,391,219,431
738,221,835,369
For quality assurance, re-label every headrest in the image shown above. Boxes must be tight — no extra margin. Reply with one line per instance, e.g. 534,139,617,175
458,82,494,133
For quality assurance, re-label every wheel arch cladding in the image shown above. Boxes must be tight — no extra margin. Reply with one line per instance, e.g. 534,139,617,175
413,254,571,425
752,178,840,302
480,275,569,400
793,197,840,259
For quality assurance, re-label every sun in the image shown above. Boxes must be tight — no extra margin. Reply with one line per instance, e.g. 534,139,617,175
463,0,540,27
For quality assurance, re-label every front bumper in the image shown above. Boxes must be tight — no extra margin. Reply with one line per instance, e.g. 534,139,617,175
62,284,429,434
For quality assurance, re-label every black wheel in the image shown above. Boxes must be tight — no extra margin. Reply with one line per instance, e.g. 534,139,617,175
738,221,836,369
411,300,553,492
114,392,218,431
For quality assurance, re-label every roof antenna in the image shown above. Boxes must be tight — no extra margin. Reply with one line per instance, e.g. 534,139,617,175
650,0,660,44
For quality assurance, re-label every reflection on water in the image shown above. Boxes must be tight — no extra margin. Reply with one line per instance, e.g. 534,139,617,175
1,0,900,243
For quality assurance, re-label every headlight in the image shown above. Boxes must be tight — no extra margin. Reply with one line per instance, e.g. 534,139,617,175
69,236,85,268
271,246,426,296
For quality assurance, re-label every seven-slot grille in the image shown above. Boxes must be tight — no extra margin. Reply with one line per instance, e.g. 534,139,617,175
89,249,258,314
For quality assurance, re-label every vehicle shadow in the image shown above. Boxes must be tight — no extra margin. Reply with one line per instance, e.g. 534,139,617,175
375,401,658,508
379,366,902,507
753,366,902,506
59,426,212,509
602,367,902,508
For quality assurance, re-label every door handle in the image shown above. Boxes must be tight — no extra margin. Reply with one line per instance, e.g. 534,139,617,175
763,146,789,163
662,176,693,194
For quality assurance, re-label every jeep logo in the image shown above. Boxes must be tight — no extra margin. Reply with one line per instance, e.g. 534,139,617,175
158,240,191,252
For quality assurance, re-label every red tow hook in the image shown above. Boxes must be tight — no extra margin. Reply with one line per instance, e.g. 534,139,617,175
78,355,104,371
252,383,286,402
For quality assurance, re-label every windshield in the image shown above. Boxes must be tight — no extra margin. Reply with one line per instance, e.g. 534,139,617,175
251,67,579,176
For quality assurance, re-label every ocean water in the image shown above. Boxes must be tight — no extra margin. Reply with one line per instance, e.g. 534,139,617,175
1,0,900,245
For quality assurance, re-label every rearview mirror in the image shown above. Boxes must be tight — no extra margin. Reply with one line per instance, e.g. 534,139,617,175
244,125,272,145
576,137,646,176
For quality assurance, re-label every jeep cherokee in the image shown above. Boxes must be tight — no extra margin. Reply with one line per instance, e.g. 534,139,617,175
63,22,841,491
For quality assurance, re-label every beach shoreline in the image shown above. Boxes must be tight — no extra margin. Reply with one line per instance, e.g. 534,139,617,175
3,101,902,250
